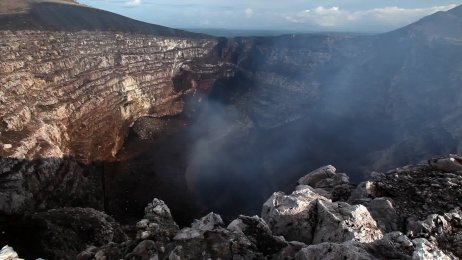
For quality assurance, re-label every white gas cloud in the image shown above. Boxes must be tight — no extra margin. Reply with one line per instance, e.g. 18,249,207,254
244,8,254,18
124,0,141,7
285,4,457,28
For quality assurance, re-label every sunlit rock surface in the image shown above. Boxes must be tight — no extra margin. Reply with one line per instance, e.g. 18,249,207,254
0,30,223,162
0,29,233,216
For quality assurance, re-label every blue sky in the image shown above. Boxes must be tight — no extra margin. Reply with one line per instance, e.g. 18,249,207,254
79,0,462,32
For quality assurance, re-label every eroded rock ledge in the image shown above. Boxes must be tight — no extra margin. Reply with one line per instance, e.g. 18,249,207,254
4,155,462,259
0,30,236,216
0,30,230,162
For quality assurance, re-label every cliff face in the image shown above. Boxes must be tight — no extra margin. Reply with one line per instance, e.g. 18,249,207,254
0,30,225,162
0,29,235,215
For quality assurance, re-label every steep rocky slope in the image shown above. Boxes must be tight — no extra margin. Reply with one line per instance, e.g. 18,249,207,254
0,0,237,218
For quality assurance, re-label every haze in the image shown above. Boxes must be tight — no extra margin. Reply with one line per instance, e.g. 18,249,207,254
79,0,462,32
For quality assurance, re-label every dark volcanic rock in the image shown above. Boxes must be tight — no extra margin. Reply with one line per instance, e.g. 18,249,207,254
136,198,179,243
373,163,462,220
1,207,127,259
0,157,103,216
3,156,458,259
406,208,462,258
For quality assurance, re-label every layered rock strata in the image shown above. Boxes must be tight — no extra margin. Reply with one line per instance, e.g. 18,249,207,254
0,30,233,215
0,30,225,162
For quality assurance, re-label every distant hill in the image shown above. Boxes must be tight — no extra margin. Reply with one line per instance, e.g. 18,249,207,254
0,0,203,37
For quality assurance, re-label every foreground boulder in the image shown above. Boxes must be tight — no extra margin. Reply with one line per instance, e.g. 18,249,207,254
261,185,328,243
297,165,353,201
411,238,454,260
313,200,383,244
6,156,462,259
262,185,382,245
136,198,179,243
366,197,399,233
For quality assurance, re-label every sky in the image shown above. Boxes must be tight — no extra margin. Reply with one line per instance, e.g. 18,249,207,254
78,0,462,32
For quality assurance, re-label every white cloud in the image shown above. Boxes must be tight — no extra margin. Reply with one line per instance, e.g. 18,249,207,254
244,8,254,18
285,4,457,28
124,0,141,7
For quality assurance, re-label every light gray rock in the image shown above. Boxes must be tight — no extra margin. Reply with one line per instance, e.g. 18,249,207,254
406,208,462,258
191,212,224,232
348,181,379,204
297,165,337,186
174,212,224,241
297,165,353,202
173,227,202,241
412,238,453,260
0,245,23,260
367,197,399,232
136,219,149,229
137,198,179,241
227,215,291,256
261,185,329,244
313,200,383,244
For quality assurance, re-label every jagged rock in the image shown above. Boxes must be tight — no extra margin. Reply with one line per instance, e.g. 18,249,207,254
348,181,379,204
262,184,382,245
0,245,23,260
297,165,337,186
227,215,289,256
174,212,223,241
406,208,462,258
169,212,260,258
364,232,414,259
412,238,453,260
261,185,329,244
313,200,383,244
127,240,158,260
297,165,353,201
137,198,179,242
367,197,399,233
168,230,259,260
